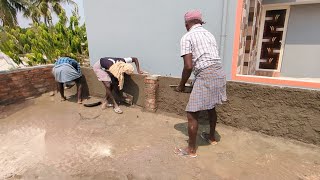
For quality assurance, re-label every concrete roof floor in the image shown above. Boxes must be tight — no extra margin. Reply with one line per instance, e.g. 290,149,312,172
0,93,320,180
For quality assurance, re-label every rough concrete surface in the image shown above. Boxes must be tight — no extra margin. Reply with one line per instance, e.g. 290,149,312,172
80,68,146,106
1,94,320,179
157,77,320,145
218,82,320,145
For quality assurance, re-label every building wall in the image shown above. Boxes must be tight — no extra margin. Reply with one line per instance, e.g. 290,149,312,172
0,66,55,105
263,0,320,5
0,52,19,71
83,0,238,79
280,4,320,78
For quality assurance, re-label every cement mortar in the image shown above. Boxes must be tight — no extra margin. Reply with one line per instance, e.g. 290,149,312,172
71,68,146,106
157,77,320,145
219,82,320,145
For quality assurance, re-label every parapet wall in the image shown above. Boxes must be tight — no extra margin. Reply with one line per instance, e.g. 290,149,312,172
0,66,55,105
157,77,320,145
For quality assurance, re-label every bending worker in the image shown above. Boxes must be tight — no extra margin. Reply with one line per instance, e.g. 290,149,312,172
174,10,227,158
52,56,83,104
93,57,144,114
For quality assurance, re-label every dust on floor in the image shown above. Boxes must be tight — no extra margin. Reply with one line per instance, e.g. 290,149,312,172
0,94,320,180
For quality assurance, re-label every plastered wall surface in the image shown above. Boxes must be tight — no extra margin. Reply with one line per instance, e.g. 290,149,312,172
157,78,320,145
80,68,146,106
79,68,320,145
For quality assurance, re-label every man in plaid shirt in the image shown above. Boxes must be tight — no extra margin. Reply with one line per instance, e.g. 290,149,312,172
175,10,227,158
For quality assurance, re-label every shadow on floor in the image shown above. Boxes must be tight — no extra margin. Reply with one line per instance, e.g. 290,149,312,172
0,99,35,119
66,75,91,103
174,113,221,147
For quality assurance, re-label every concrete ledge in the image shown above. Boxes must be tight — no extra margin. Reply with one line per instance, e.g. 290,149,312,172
0,65,54,74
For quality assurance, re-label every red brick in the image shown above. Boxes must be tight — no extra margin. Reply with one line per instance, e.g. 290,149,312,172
0,92,9,97
37,87,47,93
10,75,24,81
144,79,158,84
146,98,156,104
0,87,11,92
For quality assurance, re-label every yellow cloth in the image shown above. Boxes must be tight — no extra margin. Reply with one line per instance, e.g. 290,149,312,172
108,61,134,90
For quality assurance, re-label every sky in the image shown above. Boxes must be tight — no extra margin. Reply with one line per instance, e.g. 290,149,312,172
17,0,85,28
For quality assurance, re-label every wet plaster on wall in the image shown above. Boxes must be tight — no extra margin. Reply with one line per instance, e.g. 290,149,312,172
74,68,146,106
157,77,320,145
219,82,320,145
76,68,320,145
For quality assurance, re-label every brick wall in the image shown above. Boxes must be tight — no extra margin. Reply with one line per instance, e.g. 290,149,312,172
0,65,55,105
144,76,159,112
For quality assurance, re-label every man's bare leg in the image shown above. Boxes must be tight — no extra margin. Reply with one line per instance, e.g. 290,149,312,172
113,84,125,104
58,82,66,101
75,78,83,104
186,111,199,154
175,112,199,156
202,108,218,143
102,81,120,111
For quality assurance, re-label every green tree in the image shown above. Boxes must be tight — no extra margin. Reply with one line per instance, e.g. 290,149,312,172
23,0,77,26
0,0,26,27
0,10,89,66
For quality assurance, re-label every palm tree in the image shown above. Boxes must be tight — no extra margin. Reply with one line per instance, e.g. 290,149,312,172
0,0,26,27
23,0,77,26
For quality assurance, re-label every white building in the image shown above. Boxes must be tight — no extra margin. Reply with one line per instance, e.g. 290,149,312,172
0,52,20,71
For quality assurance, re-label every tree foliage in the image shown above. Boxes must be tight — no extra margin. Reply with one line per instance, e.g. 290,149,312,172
0,12,89,65
23,0,77,26
0,0,77,27
0,0,26,27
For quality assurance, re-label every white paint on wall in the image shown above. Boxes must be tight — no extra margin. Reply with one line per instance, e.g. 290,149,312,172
83,0,238,79
280,4,320,78
263,0,320,5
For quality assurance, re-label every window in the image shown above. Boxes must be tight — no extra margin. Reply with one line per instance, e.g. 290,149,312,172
257,6,290,71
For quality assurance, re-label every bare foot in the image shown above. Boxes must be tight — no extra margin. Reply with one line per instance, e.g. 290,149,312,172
61,96,67,101
101,102,107,110
113,107,123,114
49,91,55,96
174,147,197,158
77,100,82,104
200,132,218,145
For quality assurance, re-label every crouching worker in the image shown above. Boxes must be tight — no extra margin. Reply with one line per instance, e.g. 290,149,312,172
52,57,83,104
93,57,144,114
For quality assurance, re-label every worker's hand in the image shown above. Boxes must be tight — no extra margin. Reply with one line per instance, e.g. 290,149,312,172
175,85,185,92
138,70,148,74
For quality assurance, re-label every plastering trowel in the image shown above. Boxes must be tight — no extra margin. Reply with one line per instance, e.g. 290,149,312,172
169,83,193,93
